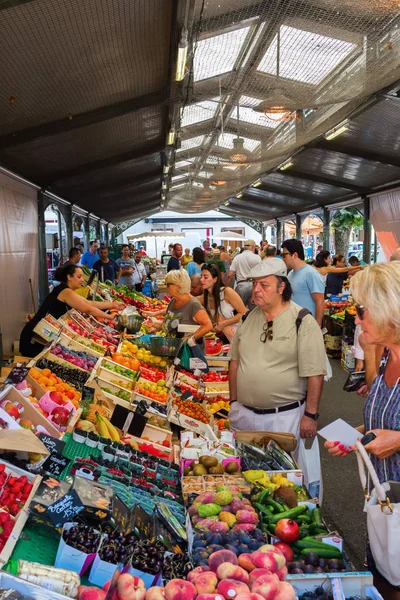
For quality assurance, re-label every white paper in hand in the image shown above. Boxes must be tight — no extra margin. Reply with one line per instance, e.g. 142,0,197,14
318,418,361,451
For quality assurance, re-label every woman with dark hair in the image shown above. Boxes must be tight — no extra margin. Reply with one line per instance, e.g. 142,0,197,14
314,250,362,285
199,263,247,341
186,247,205,276
19,265,124,357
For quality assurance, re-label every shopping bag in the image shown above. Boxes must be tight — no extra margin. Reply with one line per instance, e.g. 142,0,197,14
297,438,323,503
175,341,209,373
356,440,400,586
324,354,332,382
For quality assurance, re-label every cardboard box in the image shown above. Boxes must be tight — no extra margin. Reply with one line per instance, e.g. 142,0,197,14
286,572,380,599
55,522,100,575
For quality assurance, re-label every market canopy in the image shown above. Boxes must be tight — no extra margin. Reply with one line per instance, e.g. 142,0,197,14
1,1,400,223
211,232,246,241
126,232,186,242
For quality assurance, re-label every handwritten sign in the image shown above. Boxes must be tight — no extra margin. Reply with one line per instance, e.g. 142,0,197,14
46,490,84,526
112,496,134,534
5,365,30,385
133,505,155,541
43,453,70,477
38,433,65,456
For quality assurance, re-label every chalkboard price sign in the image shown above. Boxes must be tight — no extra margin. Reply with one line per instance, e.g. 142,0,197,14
5,366,30,385
38,433,65,456
42,453,70,477
46,490,84,526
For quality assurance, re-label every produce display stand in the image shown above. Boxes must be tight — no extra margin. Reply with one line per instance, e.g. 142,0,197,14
0,282,383,600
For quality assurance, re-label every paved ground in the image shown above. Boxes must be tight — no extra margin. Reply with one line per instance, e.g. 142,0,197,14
318,359,366,569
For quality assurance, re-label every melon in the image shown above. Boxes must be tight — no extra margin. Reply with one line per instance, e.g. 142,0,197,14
206,339,223,356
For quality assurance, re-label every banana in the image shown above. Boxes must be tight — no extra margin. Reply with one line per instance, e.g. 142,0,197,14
96,412,111,439
100,415,121,442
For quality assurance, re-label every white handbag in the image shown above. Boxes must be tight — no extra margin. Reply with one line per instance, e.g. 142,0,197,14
356,440,400,586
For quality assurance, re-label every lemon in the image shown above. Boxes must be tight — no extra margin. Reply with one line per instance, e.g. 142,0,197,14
159,360,167,368
131,345,138,353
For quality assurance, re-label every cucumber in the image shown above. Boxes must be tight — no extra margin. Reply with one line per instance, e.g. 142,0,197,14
296,514,312,524
265,498,284,513
311,507,323,525
298,525,310,539
267,524,276,534
274,497,290,511
309,522,328,535
300,547,342,558
294,539,338,551
255,503,274,519
258,489,270,505
261,524,269,534
270,504,308,524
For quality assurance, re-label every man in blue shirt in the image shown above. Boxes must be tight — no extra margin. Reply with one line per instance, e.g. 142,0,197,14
281,239,325,326
167,243,183,272
93,246,121,284
80,240,100,269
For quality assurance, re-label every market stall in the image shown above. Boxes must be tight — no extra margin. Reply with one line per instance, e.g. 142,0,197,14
0,278,383,600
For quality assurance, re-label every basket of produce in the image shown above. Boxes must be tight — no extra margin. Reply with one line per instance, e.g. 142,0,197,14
149,336,182,357
117,308,144,334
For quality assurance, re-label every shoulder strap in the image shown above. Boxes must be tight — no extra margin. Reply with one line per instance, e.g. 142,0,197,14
295,308,312,333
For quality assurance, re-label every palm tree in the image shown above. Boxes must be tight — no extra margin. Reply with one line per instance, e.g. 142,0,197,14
332,208,364,258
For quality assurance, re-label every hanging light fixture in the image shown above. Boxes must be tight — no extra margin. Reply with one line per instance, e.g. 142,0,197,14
229,103,248,163
210,165,227,187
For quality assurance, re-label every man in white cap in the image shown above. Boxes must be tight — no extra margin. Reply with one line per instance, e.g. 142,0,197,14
225,239,261,307
228,258,326,441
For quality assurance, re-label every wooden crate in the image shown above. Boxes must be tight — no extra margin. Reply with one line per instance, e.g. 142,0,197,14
235,430,297,453
0,385,62,438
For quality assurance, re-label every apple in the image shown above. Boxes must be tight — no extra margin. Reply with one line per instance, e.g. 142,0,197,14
50,407,70,426
216,564,249,584
164,579,197,600
273,582,295,600
145,587,165,600
1,401,20,420
217,580,250,600
250,574,280,600
50,391,64,405
194,572,218,595
117,575,146,600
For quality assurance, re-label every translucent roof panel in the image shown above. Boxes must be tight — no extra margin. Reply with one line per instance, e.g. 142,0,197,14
258,26,356,85
172,174,188,182
175,160,192,169
238,96,280,128
181,99,218,127
194,27,251,82
179,136,204,151
217,132,260,153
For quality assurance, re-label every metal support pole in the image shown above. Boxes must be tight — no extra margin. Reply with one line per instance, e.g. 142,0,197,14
38,191,49,305
363,196,371,264
295,214,302,240
65,203,73,252
373,230,378,263
276,220,282,249
323,207,330,252
84,215,90,250
57,208,63,265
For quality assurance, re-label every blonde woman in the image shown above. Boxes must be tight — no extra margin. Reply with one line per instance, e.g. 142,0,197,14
324,261,400,599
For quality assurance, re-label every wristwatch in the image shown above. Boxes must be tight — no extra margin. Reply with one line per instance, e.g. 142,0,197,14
304,410,319,421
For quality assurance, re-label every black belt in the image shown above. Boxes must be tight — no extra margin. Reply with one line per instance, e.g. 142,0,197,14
240,398,306,415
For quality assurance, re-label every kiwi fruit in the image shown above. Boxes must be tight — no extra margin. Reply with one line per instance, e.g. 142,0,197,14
193,464,208,476
183,467,191,476
274,486,298,508
209,464,224,474
199,456,218,469
224,462,239,474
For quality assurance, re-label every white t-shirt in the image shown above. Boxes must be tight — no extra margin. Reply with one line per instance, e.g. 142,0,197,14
230,251,261,283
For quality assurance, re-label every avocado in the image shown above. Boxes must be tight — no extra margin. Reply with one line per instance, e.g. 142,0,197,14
199,456,219,469
193,464,208,476
209,463,224,474
224,461,239,474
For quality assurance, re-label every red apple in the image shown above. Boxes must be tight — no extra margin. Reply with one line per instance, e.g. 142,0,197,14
117,574,146,600
2,401,20,420
164,579,197,600
50,391,64,405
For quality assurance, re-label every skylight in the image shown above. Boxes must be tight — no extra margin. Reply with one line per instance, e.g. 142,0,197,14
194,27,251,82
181,99,219,127
258,26,356,85
238,96,280,128
175,160,192,169
217,133,260,153
179,136,204,152
172,174,187,182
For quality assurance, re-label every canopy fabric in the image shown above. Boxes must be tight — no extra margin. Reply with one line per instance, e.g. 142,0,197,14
211,231,246,240
126,232,186,241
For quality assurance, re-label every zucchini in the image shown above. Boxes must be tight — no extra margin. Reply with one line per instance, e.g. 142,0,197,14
258,489,270,505
255,503,274,519
311,508,323,525
265,498,285,513
270,504,308,524
300,547,342,558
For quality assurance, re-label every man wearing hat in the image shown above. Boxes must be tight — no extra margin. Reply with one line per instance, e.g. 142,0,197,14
225,240,261,307
228,258,326,441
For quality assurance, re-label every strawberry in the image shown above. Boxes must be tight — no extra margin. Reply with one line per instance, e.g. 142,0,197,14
23,483,33,495
0,464,5,473
10,503,19,516
7,477,17,487
12,483,23,494
18,476,28,485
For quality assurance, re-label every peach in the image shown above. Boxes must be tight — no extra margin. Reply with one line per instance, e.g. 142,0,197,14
117,575,146,600
197,595,224,600
209,550,238,573
187,566,212,582
194,572,218,595
79,589,106,600
102,582,118,600
248,570,273,587
251,575,280,600
216,564,249,584
145,588,166,600
164,579,197,600
238,554,255,572
257,545,278,554
251,550,285,572
275,566,288,581
274,582,295,600
217,580,250,599
235,594,266,600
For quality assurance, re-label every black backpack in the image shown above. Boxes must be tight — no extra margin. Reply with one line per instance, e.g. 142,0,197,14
241,307,311,333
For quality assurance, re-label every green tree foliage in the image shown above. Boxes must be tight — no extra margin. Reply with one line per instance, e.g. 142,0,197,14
332,208,364,257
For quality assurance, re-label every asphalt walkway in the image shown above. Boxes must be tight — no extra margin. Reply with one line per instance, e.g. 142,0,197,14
318,359,366,569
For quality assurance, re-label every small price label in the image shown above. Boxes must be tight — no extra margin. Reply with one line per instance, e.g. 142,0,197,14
189,357,207,370
38,433,66,456
42,453,70,477
5,365,29,385
46,490,84,526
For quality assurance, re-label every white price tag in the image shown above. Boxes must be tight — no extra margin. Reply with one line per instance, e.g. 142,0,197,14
322,535,343,552
189,357,207,370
